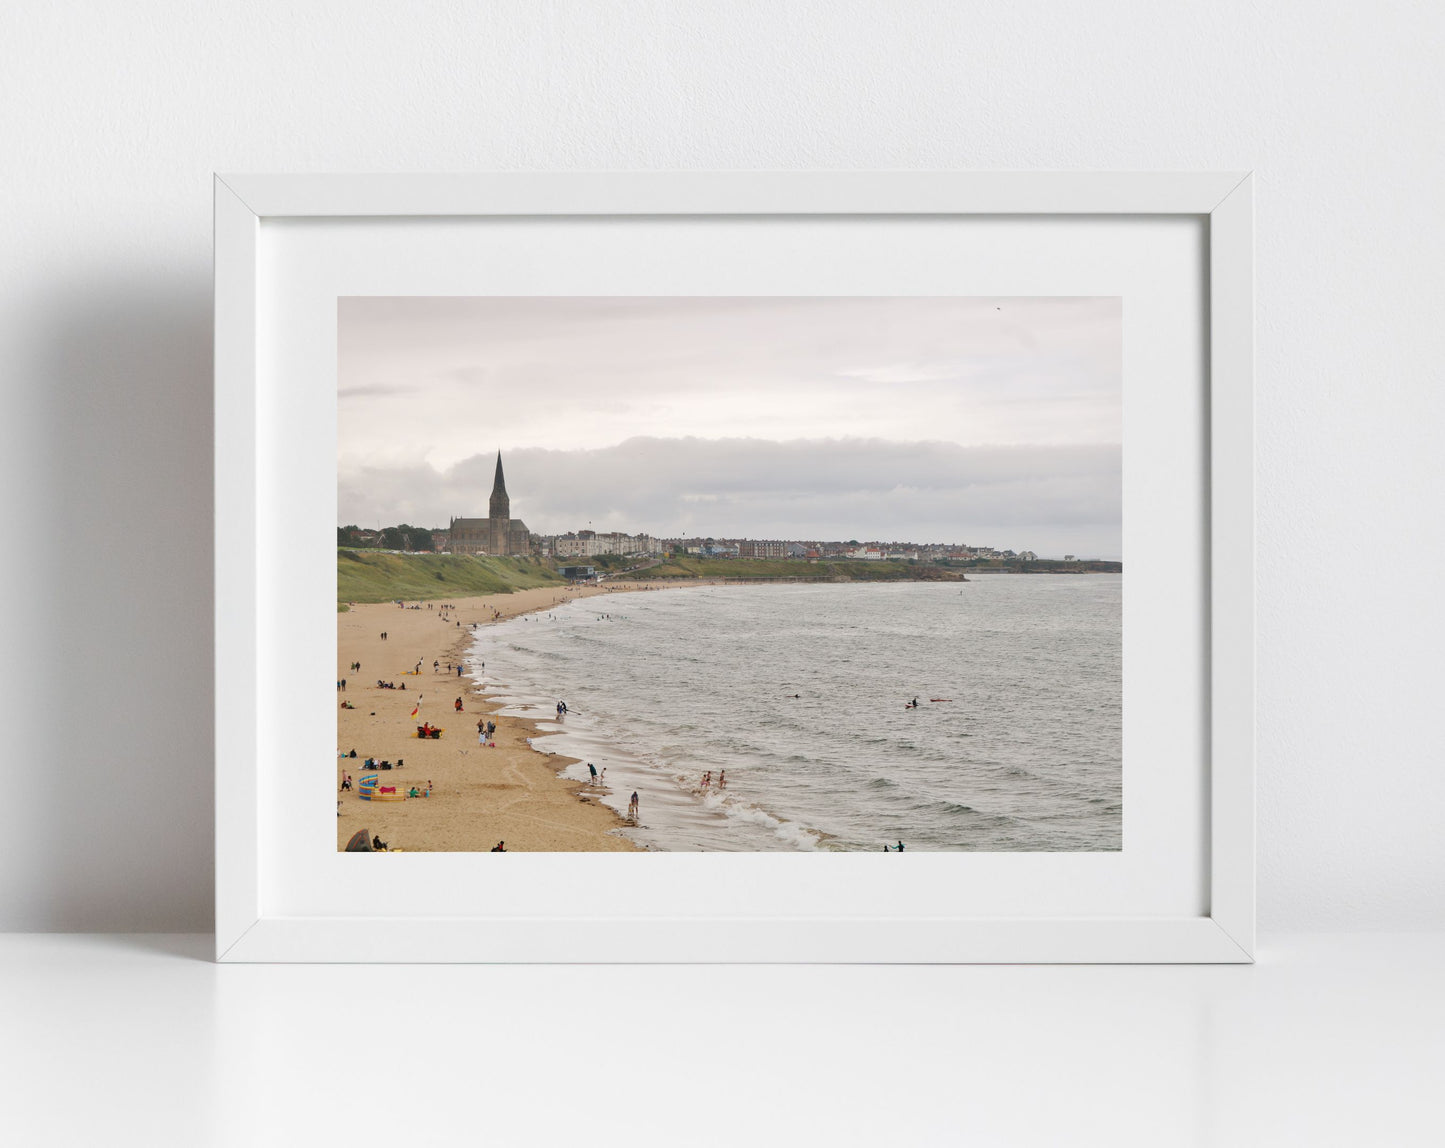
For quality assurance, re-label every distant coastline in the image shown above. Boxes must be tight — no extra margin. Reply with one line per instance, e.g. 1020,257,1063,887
337,548,1120,607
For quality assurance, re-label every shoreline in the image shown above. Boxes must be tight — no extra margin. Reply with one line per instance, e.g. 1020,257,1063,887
336,582,659,852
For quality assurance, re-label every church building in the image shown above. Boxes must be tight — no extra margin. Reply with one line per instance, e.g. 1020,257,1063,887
448,452,531,556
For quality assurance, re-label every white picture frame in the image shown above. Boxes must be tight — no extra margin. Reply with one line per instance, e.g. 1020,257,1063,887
215,172,1253,963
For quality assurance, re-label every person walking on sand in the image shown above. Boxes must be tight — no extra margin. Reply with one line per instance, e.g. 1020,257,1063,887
629,791,640,821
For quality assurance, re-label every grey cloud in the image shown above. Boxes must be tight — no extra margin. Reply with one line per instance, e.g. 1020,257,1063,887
339,384,410,401
339,436,1121,559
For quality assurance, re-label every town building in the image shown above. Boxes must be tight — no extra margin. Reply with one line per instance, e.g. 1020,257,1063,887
738,539,788,559
552,531,659,558
448,453,531,556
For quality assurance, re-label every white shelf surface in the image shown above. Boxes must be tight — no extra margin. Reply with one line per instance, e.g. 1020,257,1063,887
2,931,1440,1147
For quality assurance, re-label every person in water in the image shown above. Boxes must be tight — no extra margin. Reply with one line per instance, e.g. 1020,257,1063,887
896,840,905,852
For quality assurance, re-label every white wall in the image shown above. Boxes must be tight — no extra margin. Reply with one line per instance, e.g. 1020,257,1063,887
2,1,1441,932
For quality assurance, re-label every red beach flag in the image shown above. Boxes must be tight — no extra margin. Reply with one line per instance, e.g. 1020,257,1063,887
410,704,419,718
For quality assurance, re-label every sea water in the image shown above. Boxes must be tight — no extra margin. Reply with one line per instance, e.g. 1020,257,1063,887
469,577,1121,852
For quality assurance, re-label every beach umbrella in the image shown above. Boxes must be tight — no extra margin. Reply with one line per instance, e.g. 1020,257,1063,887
344,829,373,852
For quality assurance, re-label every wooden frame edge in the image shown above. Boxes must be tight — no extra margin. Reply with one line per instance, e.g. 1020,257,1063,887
1206,174,1256,960
214,176,263,960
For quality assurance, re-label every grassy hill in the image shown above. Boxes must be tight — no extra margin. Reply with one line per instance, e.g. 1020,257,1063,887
633,556,966,582
338,549,565,605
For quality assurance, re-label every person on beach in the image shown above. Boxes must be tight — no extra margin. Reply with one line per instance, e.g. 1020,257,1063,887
487,720,496,738
701,771,711,789
479,727,486,746
587,762,598,784
491,841,505,852
629,791,640,821
896,840,905,852
372,834,388,851
599,768,607,788
434,660,440,673
457,665,463,677
717,771,726,790
454,697,463,712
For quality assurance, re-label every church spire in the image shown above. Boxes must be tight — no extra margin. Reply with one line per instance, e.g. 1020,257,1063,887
491,451,507,499
489,450,510,522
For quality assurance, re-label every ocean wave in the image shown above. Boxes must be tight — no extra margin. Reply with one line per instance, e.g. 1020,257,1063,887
698,791,822,851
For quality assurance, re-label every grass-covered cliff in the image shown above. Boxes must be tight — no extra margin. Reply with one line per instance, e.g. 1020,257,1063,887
338,549,565,605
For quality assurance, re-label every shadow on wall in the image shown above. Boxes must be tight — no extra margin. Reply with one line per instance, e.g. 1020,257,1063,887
24,275,214,930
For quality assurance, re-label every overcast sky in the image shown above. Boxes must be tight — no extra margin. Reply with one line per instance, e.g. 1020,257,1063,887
338,296,1122,557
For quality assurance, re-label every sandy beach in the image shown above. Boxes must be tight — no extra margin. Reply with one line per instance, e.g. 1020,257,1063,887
336,583,649,852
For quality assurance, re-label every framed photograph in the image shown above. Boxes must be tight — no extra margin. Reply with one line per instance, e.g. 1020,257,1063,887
215,172,1253,962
